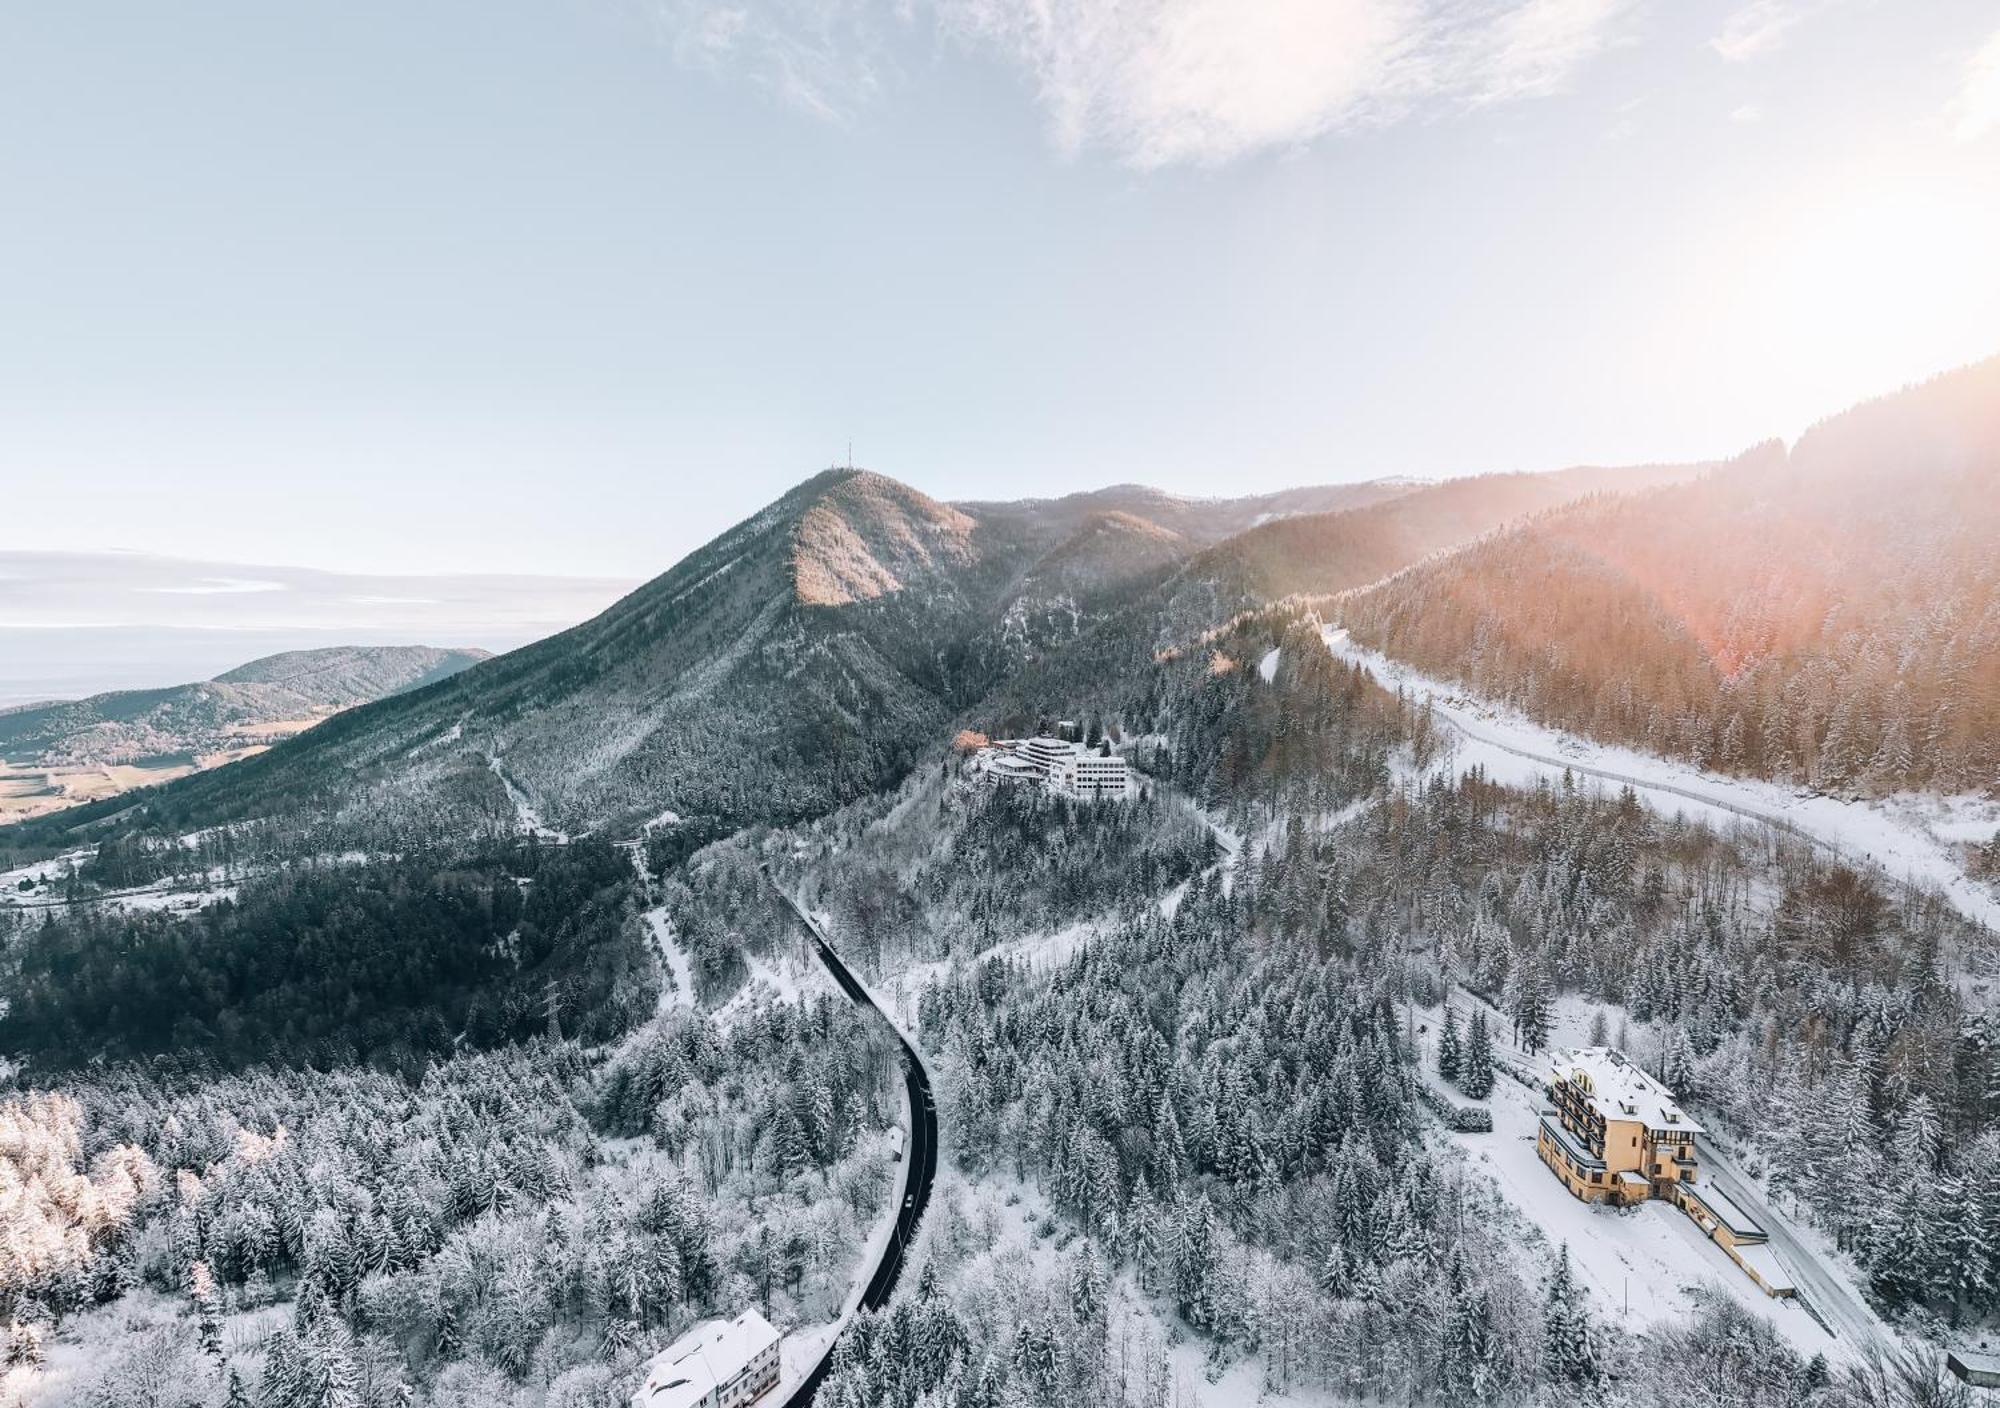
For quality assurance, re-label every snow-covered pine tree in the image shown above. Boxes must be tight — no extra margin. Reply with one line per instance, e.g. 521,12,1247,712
1460,1010,1496,1099
1660,1028,1697,1097
1510,960,1552,1055
1438,1005,1463,1083
190,1259,223,1362
1539,1242,1598,1387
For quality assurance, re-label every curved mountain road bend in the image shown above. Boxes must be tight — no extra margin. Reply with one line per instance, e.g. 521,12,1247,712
1321,626,1854,860
762,869,940,1408
1699,1156,1889,1353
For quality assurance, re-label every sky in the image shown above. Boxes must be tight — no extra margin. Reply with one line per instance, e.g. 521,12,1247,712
4,0,1999,584
0,551,633,707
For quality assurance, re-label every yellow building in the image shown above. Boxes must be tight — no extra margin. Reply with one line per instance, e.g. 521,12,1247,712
1538,1046,1699,1205
1536,1045,1794,1299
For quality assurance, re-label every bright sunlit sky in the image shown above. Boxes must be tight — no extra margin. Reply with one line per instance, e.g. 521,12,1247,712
5,0,1999,579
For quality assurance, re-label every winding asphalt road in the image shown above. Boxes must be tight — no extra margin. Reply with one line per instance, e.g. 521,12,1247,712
762,868,939,1408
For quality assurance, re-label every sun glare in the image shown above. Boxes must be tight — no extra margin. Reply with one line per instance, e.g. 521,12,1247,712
1727,175,2000,410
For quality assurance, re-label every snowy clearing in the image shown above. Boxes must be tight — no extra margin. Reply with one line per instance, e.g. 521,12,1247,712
1423,1004,1848,1364
1324,626,2000,932
641,906,696,1011
486,751,566,842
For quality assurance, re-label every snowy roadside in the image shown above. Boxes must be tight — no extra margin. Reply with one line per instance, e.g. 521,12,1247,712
1323,626,2000,932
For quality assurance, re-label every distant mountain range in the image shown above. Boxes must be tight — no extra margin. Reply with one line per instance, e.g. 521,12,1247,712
0,645,489,823
0,644,493,766
0,550,632,709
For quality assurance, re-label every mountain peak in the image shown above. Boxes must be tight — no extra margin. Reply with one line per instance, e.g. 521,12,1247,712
789,469,977,606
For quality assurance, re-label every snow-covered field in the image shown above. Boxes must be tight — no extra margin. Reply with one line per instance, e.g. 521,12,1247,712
1324,626,2000,932
0,853,243,916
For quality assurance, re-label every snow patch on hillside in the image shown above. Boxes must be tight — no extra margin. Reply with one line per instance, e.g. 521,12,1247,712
1325,626,2000,932
642,906,696,1011
487,751,565,842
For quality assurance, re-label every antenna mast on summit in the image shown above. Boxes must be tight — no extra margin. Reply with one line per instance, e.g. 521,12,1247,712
847,439,854,470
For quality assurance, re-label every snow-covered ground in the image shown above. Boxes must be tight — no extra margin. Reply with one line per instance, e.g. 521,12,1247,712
869,918,1106,1035
641,906,696,1011
1324,626,2000,932
0,849,93,901
0,855,243,916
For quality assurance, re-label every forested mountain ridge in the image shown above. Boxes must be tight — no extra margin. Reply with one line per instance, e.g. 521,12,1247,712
951,478,1417,549
0,645,489,769
0,469,1579,850
1340,357,2000,795
0,429,1893,864
1188,457,1717,605
965,459,1725,739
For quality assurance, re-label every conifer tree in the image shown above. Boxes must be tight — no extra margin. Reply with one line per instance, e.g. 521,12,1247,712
190,1259,224,1362
1660,1028,1697,1097
1460,1010,1496,1099
1540,1243,1598,1388
1437,1005,1462,1084
1511,960,1552,1055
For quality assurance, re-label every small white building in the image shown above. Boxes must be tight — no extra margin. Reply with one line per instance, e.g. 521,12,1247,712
633,1309,781,1408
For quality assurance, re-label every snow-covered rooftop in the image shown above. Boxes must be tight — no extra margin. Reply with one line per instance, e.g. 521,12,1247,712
1547,1046,1703,1134
635,1309,779,1408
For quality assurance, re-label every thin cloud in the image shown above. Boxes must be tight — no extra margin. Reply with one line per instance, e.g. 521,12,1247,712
1461,0,1631,107
1954,27,2000,142
141,578,288,596
1709,1,1800,64
667,0,893,122
665,0,1637,165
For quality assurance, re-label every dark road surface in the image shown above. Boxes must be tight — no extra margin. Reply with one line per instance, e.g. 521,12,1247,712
763,870,939,1408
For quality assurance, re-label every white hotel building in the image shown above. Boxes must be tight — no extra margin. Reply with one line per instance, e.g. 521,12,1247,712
633,1309,781,1408
982,736,1132,801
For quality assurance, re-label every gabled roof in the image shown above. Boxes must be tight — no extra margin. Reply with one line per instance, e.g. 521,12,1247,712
637,1309,780,1408
1547,1046,1703,1134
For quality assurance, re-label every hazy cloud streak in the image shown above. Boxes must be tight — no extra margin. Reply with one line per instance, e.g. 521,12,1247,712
1955,28,2000,142
1709,1,1801,63
667,0,1637,165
